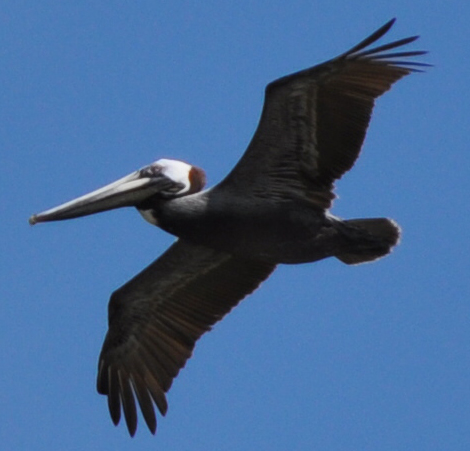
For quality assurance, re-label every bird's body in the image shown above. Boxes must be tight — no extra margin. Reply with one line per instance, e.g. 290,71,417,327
150,190,325,262
30,19,426,436
147,190,393,264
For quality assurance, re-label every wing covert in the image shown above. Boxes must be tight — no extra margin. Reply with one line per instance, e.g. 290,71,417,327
96,239,276,436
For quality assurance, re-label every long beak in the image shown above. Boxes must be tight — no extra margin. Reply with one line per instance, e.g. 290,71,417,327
29,169,174,225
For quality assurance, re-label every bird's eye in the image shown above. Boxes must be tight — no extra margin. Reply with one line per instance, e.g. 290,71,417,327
140,164,162,178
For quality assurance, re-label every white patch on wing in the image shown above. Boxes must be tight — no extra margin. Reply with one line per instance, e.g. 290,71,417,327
325,211,340,220
156,159,192,194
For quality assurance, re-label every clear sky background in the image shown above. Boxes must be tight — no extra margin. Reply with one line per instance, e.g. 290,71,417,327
2,2,469,450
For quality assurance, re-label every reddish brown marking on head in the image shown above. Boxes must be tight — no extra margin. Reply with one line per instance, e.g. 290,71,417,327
188,166,206,194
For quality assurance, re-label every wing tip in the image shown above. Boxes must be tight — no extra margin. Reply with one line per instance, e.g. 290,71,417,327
98,357,168,436
343,20,427,62
266,18,427,94
340,18,398,56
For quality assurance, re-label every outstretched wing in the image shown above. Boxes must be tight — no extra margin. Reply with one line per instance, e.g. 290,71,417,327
216,19,427,208
96,239,276,436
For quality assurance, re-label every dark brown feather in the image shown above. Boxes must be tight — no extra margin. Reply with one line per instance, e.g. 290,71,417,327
217,19,427,208
118,367,138,436
129,368,157,434
97,239,275,435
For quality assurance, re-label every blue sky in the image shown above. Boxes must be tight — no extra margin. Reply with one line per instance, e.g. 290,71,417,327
2,2,469,450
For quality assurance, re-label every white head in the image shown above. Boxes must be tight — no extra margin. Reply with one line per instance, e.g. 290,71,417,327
155,159,194,195
141,159,206,197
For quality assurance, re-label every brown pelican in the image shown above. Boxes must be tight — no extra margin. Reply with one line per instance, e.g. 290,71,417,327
29,19,426,436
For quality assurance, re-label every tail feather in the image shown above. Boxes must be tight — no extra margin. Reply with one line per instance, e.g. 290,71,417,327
335,218,401,265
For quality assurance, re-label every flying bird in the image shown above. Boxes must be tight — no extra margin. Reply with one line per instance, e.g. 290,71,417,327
29,19,426,436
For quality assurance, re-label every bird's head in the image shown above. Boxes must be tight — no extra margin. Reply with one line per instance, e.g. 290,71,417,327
29,159,206,225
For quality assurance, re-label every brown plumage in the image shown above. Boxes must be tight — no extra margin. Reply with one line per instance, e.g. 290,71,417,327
219,20,426,208
29,18,427,436
97,240,275,435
